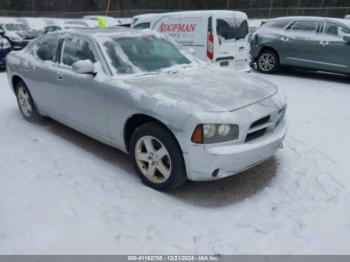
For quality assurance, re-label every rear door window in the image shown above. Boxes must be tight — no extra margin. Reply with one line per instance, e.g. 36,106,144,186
323,22,350,38
61,38,96,67
216,16,248,41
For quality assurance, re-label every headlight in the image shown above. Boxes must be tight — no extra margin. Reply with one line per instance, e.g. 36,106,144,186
9,36,21,42
192,124,239,144
0,38,11,48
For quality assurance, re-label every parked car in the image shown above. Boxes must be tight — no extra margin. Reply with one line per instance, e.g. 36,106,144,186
42,25,62,34
63,20,90,28
248,19,265,35
250,16,350,75
83,15,123,27
132,10,250,71
42,24,89,34
6,28,287,191
0,22,39,50
0,33,12,67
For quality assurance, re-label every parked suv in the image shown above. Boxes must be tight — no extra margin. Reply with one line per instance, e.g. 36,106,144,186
250,16,350,75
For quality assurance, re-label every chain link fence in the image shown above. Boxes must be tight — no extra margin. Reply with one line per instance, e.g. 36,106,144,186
1,7,350,19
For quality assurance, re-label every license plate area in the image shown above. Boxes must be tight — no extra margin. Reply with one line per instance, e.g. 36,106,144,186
220,61,229,67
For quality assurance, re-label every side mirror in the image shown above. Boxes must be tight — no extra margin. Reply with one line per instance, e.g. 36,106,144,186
72,60,95,75
343,35,350,43
188,48,196,56
0,28,4,36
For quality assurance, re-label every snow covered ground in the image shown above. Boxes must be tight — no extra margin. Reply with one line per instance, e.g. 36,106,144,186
0,70,350,255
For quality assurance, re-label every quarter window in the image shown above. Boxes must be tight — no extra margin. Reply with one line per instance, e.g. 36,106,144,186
288,20,319,32
35,37,60,62
323,22,350,38
61,38,96,67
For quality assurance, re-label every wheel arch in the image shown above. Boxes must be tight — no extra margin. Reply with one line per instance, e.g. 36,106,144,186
123,114,183,154
11,75,25,93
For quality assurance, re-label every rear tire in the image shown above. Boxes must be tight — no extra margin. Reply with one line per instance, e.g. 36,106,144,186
257,50,279,74
130,123,187,191
15,81,42,122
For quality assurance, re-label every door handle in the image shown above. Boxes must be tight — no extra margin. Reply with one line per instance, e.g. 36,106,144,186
56,72,64,81
280,36,289,42
320,41,329,46
23,63,32,72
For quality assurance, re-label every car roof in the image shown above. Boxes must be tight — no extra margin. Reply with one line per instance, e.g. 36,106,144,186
49,27,156,39
270,16,350,27
134,10,247,20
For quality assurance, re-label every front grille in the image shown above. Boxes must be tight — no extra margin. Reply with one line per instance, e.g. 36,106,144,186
250,115,270,129
245,115,271,143
245,128,267,142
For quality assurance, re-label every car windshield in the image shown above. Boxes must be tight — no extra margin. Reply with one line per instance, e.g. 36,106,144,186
101,35,191,75
5,24,30,31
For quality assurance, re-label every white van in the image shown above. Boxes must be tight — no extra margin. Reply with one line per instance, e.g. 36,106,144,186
132,10,250,71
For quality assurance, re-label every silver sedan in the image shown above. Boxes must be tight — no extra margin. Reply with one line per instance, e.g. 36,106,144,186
6,28,287,191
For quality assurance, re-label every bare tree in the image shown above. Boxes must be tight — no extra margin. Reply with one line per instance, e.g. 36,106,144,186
225,0,230,9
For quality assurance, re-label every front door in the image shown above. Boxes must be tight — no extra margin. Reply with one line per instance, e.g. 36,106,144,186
283,19,322,69
55,37,110,141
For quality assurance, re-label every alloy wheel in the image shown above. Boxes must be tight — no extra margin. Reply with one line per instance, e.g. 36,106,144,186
259,53,275,72
134,135,172,184
17,87,32,117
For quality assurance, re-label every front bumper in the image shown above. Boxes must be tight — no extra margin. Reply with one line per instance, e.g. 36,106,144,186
185,119,287,181
9,39,29,50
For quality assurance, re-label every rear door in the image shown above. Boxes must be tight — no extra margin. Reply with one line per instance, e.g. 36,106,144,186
23,35,63,116
317,21,350,73
283,19,322,68
214,13,249,69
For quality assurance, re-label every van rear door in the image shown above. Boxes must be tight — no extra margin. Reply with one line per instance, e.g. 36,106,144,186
214,13,250,70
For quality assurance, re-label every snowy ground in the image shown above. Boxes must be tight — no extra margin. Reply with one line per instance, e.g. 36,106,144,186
0,70,350,255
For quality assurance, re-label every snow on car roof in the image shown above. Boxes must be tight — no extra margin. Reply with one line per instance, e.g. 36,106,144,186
59,27,160,38
270,16,350,27
48,27,165,42
134,10,247,20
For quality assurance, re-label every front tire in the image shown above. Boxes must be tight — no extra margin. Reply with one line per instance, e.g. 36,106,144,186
15,81,42,122
130,123,187,191
257,50,279,74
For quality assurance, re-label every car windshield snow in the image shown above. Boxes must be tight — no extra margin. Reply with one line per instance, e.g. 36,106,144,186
5,23,30,31
101,35,191,75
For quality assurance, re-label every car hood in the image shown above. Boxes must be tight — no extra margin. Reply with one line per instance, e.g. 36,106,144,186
15,30,38,39
119,65,278,113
